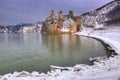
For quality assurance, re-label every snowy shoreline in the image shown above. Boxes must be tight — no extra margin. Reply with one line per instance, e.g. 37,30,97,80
0,27,120,80
76,27,120,54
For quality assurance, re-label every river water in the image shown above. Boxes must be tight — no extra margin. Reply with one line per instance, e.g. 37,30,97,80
0,33,106,75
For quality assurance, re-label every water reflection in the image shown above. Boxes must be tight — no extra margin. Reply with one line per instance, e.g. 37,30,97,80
41,34,81,54
0,33,106,75
8,33,24,46
0,33,24,50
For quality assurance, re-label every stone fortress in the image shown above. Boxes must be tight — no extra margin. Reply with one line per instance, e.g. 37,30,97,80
41,10,82,34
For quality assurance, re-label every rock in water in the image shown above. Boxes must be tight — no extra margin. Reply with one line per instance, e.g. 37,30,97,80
16,71,30,77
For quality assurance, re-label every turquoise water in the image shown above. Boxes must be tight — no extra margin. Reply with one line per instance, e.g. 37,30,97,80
0,33,106,75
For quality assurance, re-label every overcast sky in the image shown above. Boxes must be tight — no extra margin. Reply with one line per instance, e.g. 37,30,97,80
0,0,113,25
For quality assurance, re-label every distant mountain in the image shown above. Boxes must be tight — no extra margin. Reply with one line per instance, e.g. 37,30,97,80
7,23,34,32
81,0,120,27
0,22,43,33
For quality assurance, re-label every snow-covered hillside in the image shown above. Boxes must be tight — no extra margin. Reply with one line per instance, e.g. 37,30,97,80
0,23,42,33
82,0,120,27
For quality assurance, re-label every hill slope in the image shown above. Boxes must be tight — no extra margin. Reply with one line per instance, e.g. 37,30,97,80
81,0,120,27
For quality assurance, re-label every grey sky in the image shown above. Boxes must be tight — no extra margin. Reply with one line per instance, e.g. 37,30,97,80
0,0,113,25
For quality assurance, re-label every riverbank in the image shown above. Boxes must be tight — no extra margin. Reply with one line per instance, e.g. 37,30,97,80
76,27,120,54
0,27,120,80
